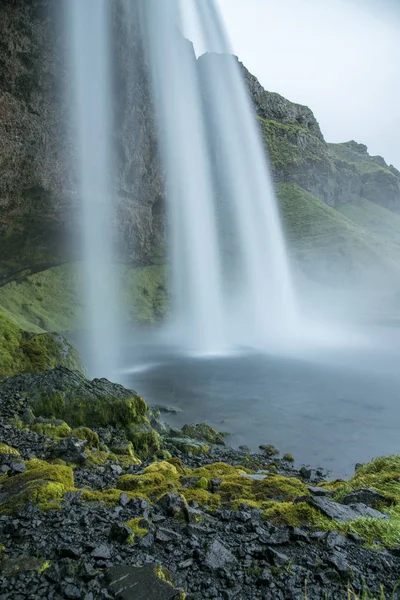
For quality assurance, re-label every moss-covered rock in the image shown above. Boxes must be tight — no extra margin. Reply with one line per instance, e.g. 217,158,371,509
0,458,74,513
124,518,149,544
0,368,155,459
0,310,85,377
180,423,226,445
72,427,100,448
165,437,210,456
0,263,168,334
0,443,20,456
31,421,72,439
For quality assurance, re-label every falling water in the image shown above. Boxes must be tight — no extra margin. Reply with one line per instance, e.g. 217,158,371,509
67,0,119,377
140,0,300,352
139,0,226,352
193,0,299,348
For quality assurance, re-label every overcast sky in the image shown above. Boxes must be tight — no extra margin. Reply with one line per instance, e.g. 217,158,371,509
186,0,400,168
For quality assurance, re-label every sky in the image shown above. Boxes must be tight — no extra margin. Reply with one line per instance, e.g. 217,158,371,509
185,0,400,168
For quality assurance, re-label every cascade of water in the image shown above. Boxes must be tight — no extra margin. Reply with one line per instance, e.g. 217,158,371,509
140,0,299,352
139,0,226,352
192,0,299,348
67,0,119,376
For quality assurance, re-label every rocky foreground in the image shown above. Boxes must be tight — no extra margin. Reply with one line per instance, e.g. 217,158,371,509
1,368,400,600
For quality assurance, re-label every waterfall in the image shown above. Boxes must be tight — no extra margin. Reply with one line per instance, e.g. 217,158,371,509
67,0,119,377
140,0,300,352
139,0,226,352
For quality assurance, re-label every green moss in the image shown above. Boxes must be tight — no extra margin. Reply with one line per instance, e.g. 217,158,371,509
80,488,129,506
191,462,250,478
259,444,280,457
34,392,148,432
116,461,182,501
31,422,72,439
0,443,20,455
72,427,100,448
277,183,400,285
343,512,400,548
323,455,400,505
259,117,334,178
0,458,74,513
283,453,295,462
0,309,85,377
180,488,221,508
180,423,226,445
263,501,334,530
110,441,135,457
38,561,52,575
127,426,161,459
124,518,149,544
0,263,168,334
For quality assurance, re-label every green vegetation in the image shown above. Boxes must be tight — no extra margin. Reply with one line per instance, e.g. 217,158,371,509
259,118,333,177
0,263,167,334
33,390,147,429
124,518,149,543
328,142,396,178
0,443,20,455
0,309,85,377
31,421,72,439
0,458,74,513
277,183,400,284
337,197,400,252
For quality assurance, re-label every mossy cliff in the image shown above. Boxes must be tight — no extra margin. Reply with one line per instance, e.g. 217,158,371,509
1,4,399,291
0,309,85,377
0,263,167,334
0,367,159,458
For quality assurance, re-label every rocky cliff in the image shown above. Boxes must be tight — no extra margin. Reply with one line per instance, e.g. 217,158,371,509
1,1,399,284
0,0,164,283
241,62,400,211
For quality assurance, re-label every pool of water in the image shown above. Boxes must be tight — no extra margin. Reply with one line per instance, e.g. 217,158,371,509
73,325,400,479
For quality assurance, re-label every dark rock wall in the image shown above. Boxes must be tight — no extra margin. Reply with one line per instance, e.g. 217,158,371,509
1,2,399,281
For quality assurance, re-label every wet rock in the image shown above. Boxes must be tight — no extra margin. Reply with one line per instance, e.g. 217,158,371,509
204,539,237,570
341,488,389,509
91,545,112,560
8,462,27,476
109,523,133,544
156,493,186,517
325,531,347,549
329,551,350,578
49,436,88,464
181,423,226,445
307,486,334,497
265,548,289,567
105,564,181,599
306,496,389,522
59,546,81,559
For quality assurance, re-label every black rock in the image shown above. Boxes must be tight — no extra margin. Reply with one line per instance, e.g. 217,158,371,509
91,545,112,560
307,486,334,497
105,564,181,600
341,488,389,509
109,523,132,544
59,547,82,559
204,539,237,570
49,436,88,464
307,496,389,523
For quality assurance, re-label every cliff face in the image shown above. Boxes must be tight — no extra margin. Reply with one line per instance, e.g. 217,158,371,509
241,62,400,211
0,0,164,282
1,4,399,283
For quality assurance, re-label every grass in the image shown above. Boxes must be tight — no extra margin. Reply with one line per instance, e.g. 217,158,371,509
276,183,400,285
259,117,334,177
328,143,396,178
337,198,400,251
0,263,167,334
